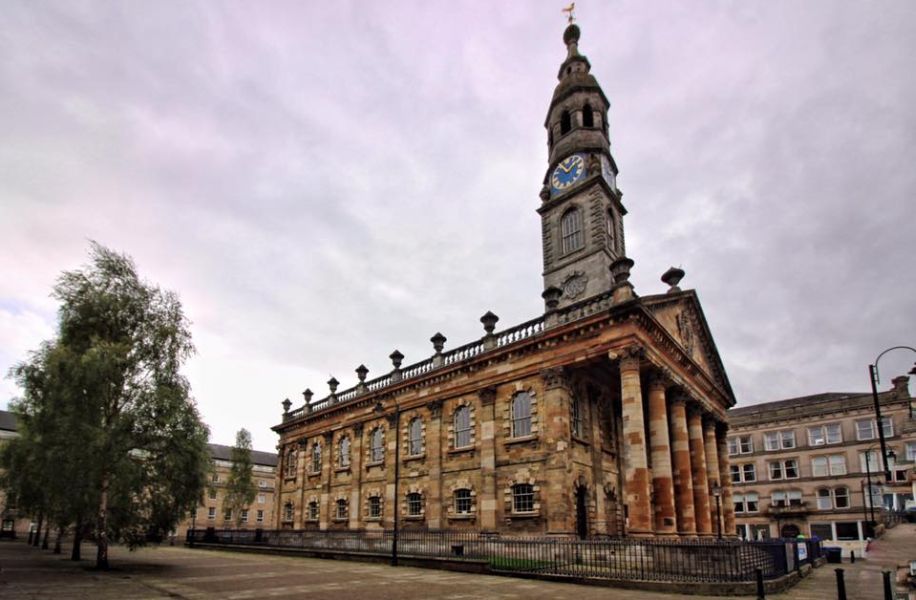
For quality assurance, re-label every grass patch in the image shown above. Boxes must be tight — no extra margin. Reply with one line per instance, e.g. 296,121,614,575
489,556,553,571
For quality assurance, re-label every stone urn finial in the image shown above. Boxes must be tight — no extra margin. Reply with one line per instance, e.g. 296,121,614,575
389,349,404,370
327,376,339,394
356,364,369,382
430,332,447,354
480,311,499,335
542,286,562,312
282,397,292,414
661,266,685,293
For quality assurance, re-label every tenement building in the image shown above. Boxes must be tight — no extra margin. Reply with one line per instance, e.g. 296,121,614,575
176,443,278,538
0,409,31,538
727,376,915,544
273,24,737,538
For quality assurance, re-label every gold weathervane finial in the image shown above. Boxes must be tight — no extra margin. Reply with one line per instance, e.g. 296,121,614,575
562,2,576,25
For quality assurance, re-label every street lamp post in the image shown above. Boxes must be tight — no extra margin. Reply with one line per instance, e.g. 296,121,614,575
868,346,916,482
863,443,897,536
711,481,723,539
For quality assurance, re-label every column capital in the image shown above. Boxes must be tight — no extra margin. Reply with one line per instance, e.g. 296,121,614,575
686,402,705,418
617,344,643,370
352,422,364,435
322,431,334,443
702,415,719,432
647,367,672,391
540,366,569,390
478,386,497,406
385,412,398,426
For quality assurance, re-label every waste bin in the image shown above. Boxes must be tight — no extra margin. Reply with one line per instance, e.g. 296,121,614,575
824,547,842,563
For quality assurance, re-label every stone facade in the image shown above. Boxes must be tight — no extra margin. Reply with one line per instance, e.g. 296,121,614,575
727,376,915,546
0,410,32,538
175,443,278,538
272,24,737,538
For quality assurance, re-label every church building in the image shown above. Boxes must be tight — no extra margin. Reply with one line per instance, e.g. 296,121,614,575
272,23,737,538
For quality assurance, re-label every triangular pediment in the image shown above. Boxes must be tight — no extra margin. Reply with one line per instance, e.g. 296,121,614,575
642,291,735,404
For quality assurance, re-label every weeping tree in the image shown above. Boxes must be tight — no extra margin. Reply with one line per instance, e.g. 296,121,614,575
224,429,257,527
3,242,210,568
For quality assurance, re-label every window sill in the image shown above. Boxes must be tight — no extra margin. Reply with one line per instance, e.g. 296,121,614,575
448,513,475,520
404,515,425,521
366,460,385,468
334,467,351,474
332,517,348,522
571,435,590,446
365,516,382,522
404,453,426,462
509,511,539,519
449,446,475,455
505,435,538,446
307,471,321,477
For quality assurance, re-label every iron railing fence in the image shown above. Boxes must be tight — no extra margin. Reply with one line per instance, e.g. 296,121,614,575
188,528,811,584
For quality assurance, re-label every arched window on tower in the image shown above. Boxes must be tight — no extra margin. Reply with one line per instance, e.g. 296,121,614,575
560,110,571,135
561,208,584,254
583,104,594,128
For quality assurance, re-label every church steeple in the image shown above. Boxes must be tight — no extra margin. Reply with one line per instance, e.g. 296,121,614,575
538,24,627,311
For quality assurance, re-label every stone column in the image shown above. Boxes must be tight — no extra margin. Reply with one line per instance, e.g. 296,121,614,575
349,424,363,530
275,443,286,528
319,432,333,531
542,367,574,534
717,424,736,536
478,387,498,531
619,347,652,536
427,401,444,529
587,388,608,535
703,418,722,536
669,396,696,535
296,439,308,528
647,373,677,535
687,407,712,535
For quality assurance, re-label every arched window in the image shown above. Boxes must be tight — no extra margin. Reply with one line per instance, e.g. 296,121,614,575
583,104,594,128
512,483,534,513
368,496,382,518
561,208,584,254
307,501,319,521
816,488,832,510
834,486,850,508
336,499,348,520
606,210,616,251
283,502,294,522
310,443,322,473
560,110,571,134
407,492,423,516
511,392,532,438
408,417,423,455
454,406,472,448
284,448,297,478
370,427,384,463
338,436,350,468
454,489,472,514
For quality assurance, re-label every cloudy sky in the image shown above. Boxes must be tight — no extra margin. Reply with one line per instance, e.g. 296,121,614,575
2,1,914,452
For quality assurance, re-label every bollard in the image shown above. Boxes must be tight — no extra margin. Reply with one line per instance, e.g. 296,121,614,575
883,570,893,600
835,568,847,600
756,567,765,600
850,550,855,563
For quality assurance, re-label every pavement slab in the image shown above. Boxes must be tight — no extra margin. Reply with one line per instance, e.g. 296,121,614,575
0,523,912,599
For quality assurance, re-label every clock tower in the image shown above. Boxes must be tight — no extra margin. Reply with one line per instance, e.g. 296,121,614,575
539,24,628,310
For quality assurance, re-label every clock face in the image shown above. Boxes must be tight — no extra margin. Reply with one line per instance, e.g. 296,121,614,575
551,154,586,194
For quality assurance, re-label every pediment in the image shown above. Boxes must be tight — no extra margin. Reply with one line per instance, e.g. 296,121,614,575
642,291,735,404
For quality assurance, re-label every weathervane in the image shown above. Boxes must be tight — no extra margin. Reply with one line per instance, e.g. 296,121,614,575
562,2,576,24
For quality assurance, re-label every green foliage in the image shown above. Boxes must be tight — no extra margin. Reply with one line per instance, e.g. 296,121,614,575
2,242,210,567
224,429,257,526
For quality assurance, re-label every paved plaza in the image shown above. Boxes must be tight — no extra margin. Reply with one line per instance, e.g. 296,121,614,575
0,524,912,599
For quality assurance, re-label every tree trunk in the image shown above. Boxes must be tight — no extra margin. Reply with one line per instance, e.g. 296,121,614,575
32,512,43,547
96,472,110,570
54,526,63,554
41,525,50,549
27,525,34,546
71,517,83,561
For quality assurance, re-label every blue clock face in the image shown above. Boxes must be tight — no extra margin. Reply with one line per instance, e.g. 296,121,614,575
551,154,586,194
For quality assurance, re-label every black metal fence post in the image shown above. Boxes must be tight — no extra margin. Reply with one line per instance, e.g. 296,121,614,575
755,567,765,599
835,568,847,600
882,570,893,600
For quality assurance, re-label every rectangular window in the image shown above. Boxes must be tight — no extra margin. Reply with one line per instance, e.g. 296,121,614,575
571,397,583,438
811,456,828,477
835,522,860,541
808,423,842,446
308,502,319,521
207,507,216,520
907,442,916,462
258,494,265,504
768,459,798,480
812,455,846,477
743,464,757,482
208,489,217,500
728,435,754,455
259,480,267,488
512,484,535,513
336,500,348,520
730,463,756,483
256,510,264,523
223,509,231,521
407,493,423,516
764,430,795,451
454,489,472,514
829,455,847,475
241,509,249,523
734,493,759,513
810,523,833,540
856,417,893,441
